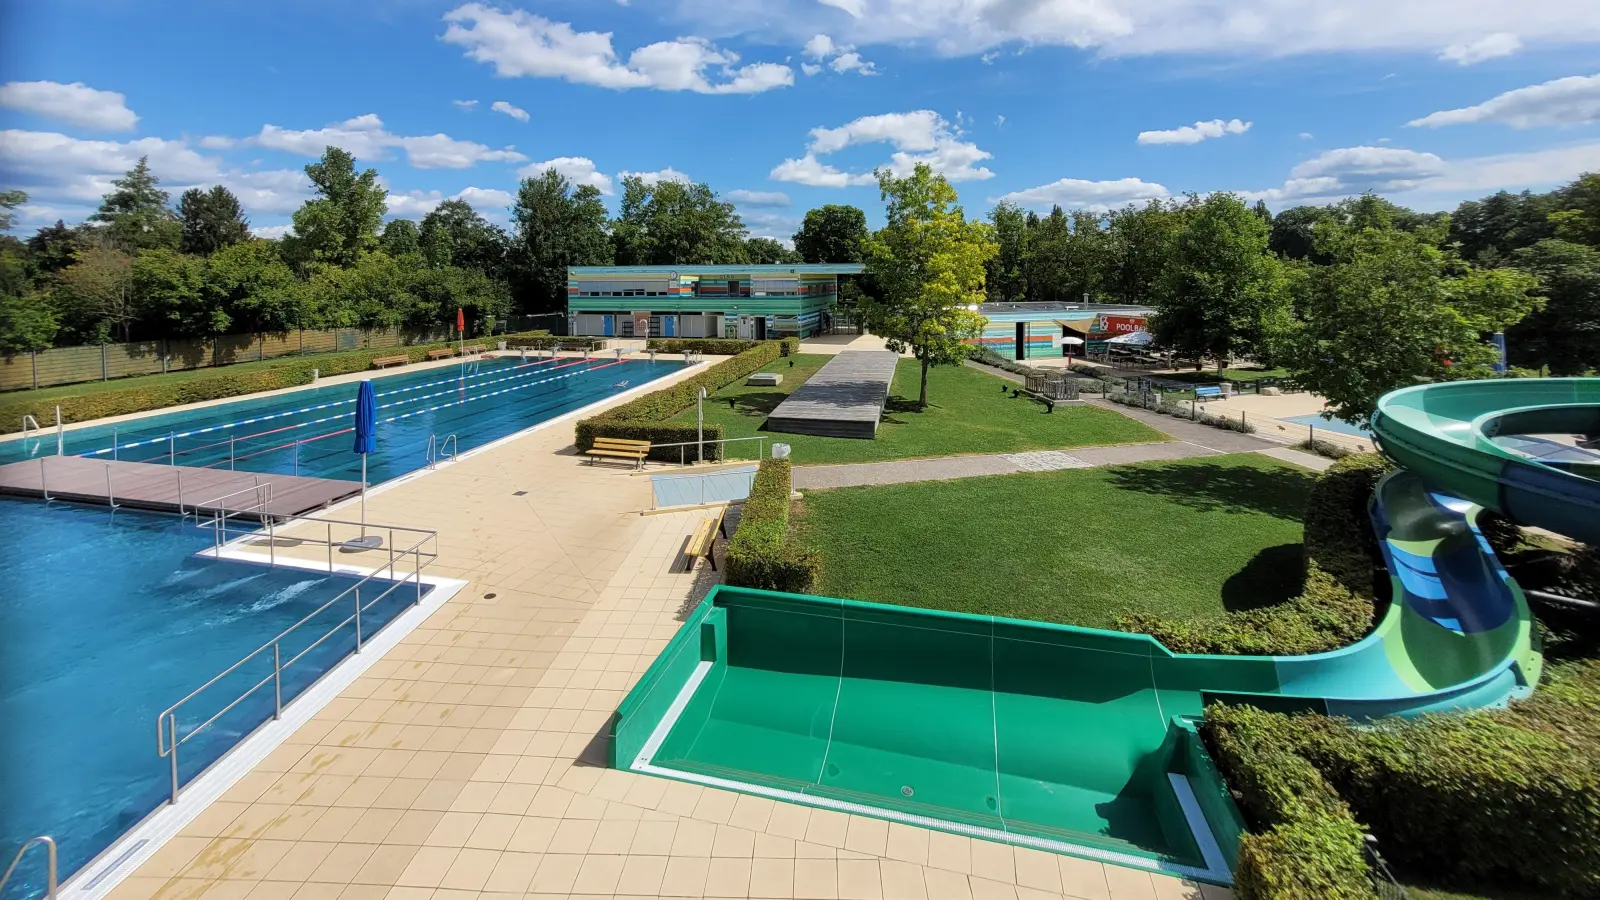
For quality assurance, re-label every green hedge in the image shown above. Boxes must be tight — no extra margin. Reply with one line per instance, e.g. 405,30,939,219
724,459,817,592
505,336,604,351
1209,659,1600,898
575,340,792,462
0,329,560,432
1115,453,1387,655
646,338,761,356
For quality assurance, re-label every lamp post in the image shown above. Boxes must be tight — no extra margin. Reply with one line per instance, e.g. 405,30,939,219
697,386,708,463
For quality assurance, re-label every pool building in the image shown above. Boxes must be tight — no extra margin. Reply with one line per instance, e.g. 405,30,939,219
972,301,1154,359
567,264,865,340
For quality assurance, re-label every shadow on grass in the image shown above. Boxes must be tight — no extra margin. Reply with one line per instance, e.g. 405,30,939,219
726,390,791,417
1222,543,1307,611
1104,459,1316,520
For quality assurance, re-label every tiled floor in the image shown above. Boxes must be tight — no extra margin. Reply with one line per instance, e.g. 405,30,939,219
106,386,1233,900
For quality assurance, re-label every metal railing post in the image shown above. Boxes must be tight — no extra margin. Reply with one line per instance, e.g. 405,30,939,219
230,435,236,470
327,522,333,572
38,457,49,501
294,441,301,476
0,836,60,900
168,715,180,803
176,468,184,516
55,406,63,455
354,587,363,651
105,463,117,509
112,426,119,461
273,644,282,719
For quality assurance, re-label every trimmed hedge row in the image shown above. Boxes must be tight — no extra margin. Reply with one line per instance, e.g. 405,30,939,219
724,459,817,592
0,329,561,433
1106,390,1259,434
506,336,604,351
1209,658,1600,898
1115,453,1387,655
574,338,798,462
645,338,764,356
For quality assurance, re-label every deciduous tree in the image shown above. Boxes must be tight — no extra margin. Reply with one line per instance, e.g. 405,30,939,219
380,219,421,257
986,200,1027,303
284,147,386,268
419,199,507,275
511,169,613,312
793,204,868,264
1506,239,1600,375
178,185,250,255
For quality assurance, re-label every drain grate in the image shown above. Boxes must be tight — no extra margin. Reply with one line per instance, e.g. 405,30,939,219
512,490,528,496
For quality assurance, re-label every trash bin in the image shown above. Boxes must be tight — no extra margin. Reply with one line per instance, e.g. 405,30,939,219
772,443,791,460
1220,382,1235,396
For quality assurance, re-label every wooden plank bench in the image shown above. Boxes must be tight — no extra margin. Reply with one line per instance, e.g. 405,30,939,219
426,348,456,361
585,437,651,469
463,344,486,356
371,355,409,369
682,505,729,572
1195,385,1225,402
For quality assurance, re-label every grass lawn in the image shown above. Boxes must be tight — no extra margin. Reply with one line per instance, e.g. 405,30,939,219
791,454,1316,628
673,353,1164,465
1403,883,1551,900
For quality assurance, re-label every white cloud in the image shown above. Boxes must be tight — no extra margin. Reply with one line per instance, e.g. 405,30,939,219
0,80,138,131
1240,145,1449,203
620,167,692,186
442,3,793,95
831,52,877,74
1405,141,1600,195
980,51,999,64
491,100,530,122
455,186,514,210
726,189,792,206
1408,73,1600,129
818,0,866,17
1137,118,1251,145
252,224,293,239
219,168,315,215
804,34,835,58
453,99,479,110
992,176,1171,211
1439,32,1522,65
249,114,527,169
200,135,235,149
802,63,823,76
1299,132,1315,140
517,156,615,194
386,185,513,219
776,110,992,185
996,114,1006,127
800,31,877,75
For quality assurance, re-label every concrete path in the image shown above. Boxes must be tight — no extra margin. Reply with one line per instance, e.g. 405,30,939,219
792,441,1219,490
1086,399,1280,453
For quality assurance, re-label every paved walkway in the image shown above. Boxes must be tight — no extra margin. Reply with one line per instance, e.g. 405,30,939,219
102,368,1232,900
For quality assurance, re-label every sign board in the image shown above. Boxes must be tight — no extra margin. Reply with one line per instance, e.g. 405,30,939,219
1091,314,1147,336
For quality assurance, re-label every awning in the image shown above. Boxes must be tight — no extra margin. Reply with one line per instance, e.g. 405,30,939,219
1105,331,1153,346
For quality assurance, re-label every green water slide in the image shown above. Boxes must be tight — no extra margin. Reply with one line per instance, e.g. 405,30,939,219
612,379,1596,884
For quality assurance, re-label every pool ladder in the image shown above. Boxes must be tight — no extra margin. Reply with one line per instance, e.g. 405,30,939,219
425,433,458,469
0,836,57,900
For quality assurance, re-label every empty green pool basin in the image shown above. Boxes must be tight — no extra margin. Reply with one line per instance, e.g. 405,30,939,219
609,588,1241,883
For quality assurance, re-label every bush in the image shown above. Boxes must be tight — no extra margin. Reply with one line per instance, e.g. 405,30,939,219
575,340,786,461
1115,454,1388,655
725,459,817,592
645,337,800,357
505,336,603,351
1108,390,1259,434
0,330,560,431
1296,438,1354,460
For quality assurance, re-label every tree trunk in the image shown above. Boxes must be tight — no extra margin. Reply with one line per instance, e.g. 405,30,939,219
919,358,930,409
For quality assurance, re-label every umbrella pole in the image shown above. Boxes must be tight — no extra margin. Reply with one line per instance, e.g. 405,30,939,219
360,454,367,538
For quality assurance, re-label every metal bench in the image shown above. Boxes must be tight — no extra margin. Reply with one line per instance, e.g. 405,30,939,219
426,348,456,361
370,355,409,369
1194,385,1225,402
585,437,651,469
682,505,728,571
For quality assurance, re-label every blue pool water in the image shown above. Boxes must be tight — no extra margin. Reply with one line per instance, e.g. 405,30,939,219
0,499,427,898
1281,413,1371,438
0,356,682,484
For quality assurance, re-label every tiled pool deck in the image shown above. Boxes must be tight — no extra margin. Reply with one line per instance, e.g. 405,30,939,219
96,370,1233,900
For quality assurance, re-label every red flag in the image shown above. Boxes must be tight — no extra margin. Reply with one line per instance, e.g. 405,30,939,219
456,308,465,333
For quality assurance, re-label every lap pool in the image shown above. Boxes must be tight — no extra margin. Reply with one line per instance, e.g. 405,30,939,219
0,355,683,484
0,499,428,899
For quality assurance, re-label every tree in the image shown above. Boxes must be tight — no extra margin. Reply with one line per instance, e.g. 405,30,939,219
611,176,747,265
0,291,59,352
745,237,799,264
405,264,511,333
1150,192,1289,371
1285,216,1539,423
89,157,180,251
26,221,83,277
510,169,614,313
0,189,27,232
380,219,421,257
1550,173,1600,247
1506,239,1600,375
284,147,386,268
419,199,507,275
131,248,221,337
1023,206,1071,303
1448,190,1559,264
1104,199,1189,303
305,251,417,328
861,164,996,408
55,246,136,342
178,185,251,255
986,200,1027,303
793,204,868,264
204,239,308,333
1269,206,1335,262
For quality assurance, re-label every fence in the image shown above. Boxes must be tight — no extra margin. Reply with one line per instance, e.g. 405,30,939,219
0,326,457,392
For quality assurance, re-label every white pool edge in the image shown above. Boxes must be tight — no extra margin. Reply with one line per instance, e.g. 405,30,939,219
62,560,467,900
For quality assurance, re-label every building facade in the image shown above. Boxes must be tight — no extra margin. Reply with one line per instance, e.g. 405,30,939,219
969,301,1154,359
567,264,865,340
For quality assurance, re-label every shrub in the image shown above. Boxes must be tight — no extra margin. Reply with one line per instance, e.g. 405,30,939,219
505,336,603,351
725,459,817,592
1115,454,1388,655
646,337,801,358
575,340,786,461
1295,438,1354,460
0,330,560,432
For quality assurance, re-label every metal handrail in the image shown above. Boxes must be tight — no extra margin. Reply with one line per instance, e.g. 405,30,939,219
0,836,57,900
158,508,439,804
426,433,458,469
644,435,770,466
649,467,757,510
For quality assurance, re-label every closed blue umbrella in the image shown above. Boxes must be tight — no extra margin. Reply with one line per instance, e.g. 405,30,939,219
345,380,382,550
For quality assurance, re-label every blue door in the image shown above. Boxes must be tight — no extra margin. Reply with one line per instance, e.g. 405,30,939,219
602,315,615,337
662,316,676,337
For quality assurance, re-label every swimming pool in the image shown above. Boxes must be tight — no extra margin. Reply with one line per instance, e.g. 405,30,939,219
1280,413,1370,438
0,355,683,484
0,499,426,899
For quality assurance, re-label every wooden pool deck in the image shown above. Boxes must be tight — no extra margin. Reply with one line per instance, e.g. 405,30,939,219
768,350,900,439
0,456,361,518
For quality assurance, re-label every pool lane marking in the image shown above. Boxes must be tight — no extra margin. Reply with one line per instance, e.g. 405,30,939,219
79,357,616,458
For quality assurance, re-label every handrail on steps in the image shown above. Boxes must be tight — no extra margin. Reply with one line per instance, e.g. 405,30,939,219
0,836,57,900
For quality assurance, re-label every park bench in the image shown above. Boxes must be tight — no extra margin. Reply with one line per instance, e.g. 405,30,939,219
370,355,409,369
682,505,729,572
1195,385,1225,402
426,348,456,361
463,344,486,356
585,437,651,469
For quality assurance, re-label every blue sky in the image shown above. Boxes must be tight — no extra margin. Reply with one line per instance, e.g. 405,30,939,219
2,0,1597,242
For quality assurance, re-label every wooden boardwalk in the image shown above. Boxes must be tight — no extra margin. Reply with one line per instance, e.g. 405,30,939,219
768,350,900,439
0,456,361,518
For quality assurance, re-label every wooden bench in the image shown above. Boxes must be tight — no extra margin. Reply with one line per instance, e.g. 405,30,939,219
371,355,409,369
585,437,651,469
682,506,729,571
463,344,486,356
1194,385,1225,402
426,348,456,361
